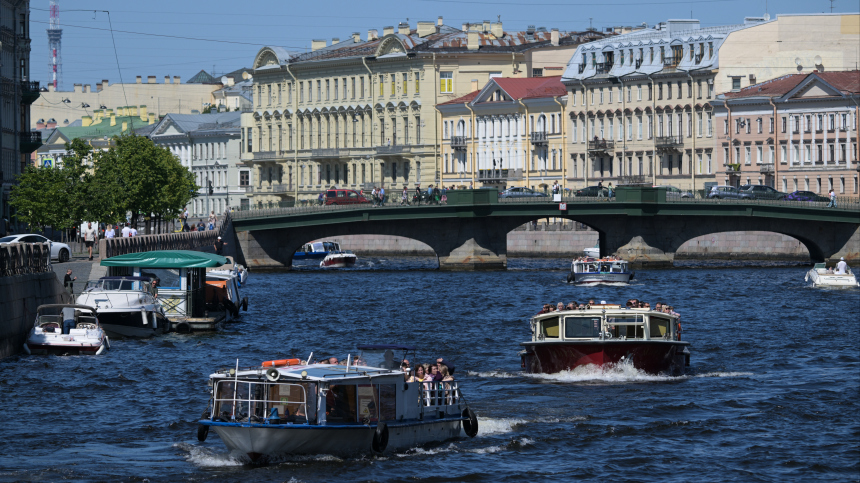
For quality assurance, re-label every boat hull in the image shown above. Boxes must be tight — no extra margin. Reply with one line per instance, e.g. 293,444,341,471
521,340,689,375
571,272,633,284
97,310,169,338
25,342,104,356
806,269,859,288
320,254,357,268
209,418,463,461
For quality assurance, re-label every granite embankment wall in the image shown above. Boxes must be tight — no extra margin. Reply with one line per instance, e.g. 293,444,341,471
313,230,813,260
0,273,64,359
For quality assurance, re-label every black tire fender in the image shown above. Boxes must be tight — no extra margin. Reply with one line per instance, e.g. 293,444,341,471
197,411,210,442
371,421,389,453
176,322,191,334
241,297,249,311
463,408,478,437
566,273,573,284
224,299,238,317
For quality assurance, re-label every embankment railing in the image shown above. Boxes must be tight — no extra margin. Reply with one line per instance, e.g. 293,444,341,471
0,242,52,277
99,214,232,260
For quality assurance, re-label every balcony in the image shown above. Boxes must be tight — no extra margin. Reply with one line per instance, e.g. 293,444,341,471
376,145,411,156
655,135,683,151
760,164,775,174
477,168,522,182
530,131,548,145
450,136,467,151
20,131,42,154
252,151,285,161
587,139,614,153
595,62,613,75
724,163,741,174
21,81,40,104
311,148,342,158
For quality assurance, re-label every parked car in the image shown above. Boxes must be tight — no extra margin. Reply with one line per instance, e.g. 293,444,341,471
0,233,71,262
706,186,754,200
785,190,829,202
498,187,548,199
574,185,609,197
739,184,786,200
325,189,370,205
654,185,693,199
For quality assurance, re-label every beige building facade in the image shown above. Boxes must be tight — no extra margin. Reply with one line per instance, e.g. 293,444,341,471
31,75,221,130
240,19,608,205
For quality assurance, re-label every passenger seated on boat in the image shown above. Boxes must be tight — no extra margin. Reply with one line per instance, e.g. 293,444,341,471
567,302,578,310
556,302,564,311
380,349,398,370
328,356,339,365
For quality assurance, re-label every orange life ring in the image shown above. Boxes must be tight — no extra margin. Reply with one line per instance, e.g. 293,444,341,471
677,322,682,341
262,358,301,367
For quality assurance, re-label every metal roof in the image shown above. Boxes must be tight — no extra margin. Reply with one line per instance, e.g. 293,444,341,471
101,250,228,268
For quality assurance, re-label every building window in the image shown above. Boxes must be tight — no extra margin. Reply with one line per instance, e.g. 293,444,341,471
379,75,384,96
440,72,453,93
333,79,338,100
402,73,408,95
532,68,543,77
317,80,322,101
240,171,249,186
360,77,365,98
390,74,396,96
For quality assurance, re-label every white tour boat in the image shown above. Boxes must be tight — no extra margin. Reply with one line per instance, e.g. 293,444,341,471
24,304,109,356
196,345,478,461
567,257,634,284
320,251,357,268
805,262,859,288
75,276,169,338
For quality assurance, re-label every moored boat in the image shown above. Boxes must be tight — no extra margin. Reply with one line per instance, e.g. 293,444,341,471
320,251,357,268
566,257,633,284
24,304,109,356
205,270,247,321
583,242,600,258
196,345,478,461
520,302,690,375
805,262,859,288
75,276,169,338
294,241,343,261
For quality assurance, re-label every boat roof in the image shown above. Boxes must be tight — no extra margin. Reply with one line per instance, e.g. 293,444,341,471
98,276,153,281
101,250,228,268
37,304,97,314
215,363,404,383
534,306,677,320
575,257,627,262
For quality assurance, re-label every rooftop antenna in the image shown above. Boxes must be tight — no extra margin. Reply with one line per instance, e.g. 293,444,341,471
830,0,835,12
589,17,593,30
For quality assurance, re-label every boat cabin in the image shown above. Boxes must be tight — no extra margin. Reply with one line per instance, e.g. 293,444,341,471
100,250,229,321
532,305,679,342
571,258,630,274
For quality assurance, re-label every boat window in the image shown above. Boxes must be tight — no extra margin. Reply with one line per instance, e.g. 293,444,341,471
650,316,671,338
214,381,313,423
269,382,312,422
357,384,379,423
564,316,601,338
606,314,644,339
541,317,560,339
378,384,396,421
326,384,357,423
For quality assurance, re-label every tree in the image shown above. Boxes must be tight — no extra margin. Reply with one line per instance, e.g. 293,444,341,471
92,134,198,233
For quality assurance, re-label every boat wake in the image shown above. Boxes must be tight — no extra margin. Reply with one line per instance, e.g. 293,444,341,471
692,371,754,378
468,363,680,383
174,442,244,467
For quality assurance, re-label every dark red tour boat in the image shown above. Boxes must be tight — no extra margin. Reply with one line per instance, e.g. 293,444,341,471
519,303,691,375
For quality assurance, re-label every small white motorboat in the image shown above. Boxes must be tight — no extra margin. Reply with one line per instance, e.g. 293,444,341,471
196,345,478,462
24,304,109,356
76,276,169,338
209,255,249,285
583,242,600,258
567,257,634,284
320,251,357,268
805,262,859,288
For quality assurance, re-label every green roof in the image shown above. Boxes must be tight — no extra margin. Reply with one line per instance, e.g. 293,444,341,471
56,116,147,140
101,250,228,268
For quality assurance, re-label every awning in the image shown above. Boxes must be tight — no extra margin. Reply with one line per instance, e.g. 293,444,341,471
101,250,229,268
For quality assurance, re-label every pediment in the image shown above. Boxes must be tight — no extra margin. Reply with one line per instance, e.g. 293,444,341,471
376,36,407,56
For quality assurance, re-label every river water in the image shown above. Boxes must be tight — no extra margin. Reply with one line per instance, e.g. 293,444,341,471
1,258,858,482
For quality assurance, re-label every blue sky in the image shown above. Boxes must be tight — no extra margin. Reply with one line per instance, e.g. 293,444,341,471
30,0,851,90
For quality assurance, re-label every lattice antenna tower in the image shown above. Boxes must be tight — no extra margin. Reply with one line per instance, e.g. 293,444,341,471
47,0,63,91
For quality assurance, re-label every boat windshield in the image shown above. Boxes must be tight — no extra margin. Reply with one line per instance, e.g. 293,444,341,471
356,345,414,371
564,316,601,338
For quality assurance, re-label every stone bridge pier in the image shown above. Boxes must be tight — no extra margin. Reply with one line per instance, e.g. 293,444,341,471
236,216,531,270
580,215,860,268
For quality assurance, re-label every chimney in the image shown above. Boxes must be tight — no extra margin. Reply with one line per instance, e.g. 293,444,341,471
122,121,128,132
383,26,394,36
136,76,142,84
74,83,82,93
551,28,559,46
46,118,57,128
352,32,361,43
82,85,89,93
164,75,170,84
110,113,116,126
462,22,469,32
149,113,157,125
83,116,93,127
173,76,180,84
471,79,479,91
147,76,156,84
398,22,410,35
417,21,435,37
36,119,45,129
312,39,326,51
482,20,490,32
468,30,480,51
139,105,148,121
491,21,503,38
101,79,108,91
368,29,378,40
438,16,443,26
332,37,340,44
129,106,138,117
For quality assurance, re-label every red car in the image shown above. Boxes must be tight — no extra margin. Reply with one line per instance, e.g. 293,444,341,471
325,189,370,205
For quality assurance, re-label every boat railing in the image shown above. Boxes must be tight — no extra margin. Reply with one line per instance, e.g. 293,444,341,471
419,381,461,410
212,380,310,424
